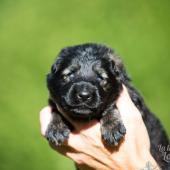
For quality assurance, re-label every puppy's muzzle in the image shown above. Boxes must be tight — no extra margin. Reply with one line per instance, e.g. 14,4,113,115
65,81,100,109
76,85,93,102
72,82,97,103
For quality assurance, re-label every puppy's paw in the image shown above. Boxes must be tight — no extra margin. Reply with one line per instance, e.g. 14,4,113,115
101,122,126,146
45,123,70,145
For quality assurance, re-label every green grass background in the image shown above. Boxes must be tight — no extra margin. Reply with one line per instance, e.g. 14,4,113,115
0,0,169,169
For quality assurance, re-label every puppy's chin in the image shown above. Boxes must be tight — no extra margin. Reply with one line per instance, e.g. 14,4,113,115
56,104,96,119
70,108,94,118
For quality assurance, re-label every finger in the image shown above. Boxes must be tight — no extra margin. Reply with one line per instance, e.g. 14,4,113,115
49,142,76,155
116,85,142,121
116,86,150,144
66,152,109,170
116,85,134,111
67,132,115,169
39,106,52,136
67,122,102,151
72,119,99,132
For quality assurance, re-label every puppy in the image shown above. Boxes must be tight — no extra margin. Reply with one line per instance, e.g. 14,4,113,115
46,43,169,169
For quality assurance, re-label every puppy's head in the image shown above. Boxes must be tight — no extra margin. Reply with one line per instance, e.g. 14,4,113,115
47,43,130,118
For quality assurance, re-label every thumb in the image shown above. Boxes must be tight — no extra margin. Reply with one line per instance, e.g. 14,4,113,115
39,106,53,136
116,85,143,121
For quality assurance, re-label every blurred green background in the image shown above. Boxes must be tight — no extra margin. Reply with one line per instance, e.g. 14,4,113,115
0,0,169,169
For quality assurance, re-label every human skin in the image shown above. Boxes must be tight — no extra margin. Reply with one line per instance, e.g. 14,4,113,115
40,86,159,170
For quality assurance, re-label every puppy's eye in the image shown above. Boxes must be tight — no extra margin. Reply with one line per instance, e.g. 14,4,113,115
100,79,108,87
97,76,108,87
62,73,74,82
69,73,75,79
97,77,102,82
63,75,69,81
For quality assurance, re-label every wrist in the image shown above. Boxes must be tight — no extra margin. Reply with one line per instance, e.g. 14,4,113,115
133,152,160,170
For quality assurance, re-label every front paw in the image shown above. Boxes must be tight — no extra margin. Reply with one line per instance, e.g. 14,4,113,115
101,122,126,146
45,123,70,145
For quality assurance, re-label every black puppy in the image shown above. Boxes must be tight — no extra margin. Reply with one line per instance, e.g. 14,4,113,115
46,43,169,169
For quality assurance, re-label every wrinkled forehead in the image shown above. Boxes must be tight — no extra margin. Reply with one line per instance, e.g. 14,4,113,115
62,58,96,76
60,45,111,76
62,57,109,79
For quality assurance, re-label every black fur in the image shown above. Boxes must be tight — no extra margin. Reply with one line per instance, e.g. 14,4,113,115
46,43,169,169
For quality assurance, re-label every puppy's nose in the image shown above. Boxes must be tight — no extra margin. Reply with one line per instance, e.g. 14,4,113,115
77,90,92,101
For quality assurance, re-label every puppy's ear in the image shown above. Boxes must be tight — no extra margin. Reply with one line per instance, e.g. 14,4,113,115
47,58,62,88
50,47,70,74
51,58,62,74
108,53,131,83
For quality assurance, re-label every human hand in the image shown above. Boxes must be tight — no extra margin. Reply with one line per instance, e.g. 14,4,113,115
40,85,159,170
